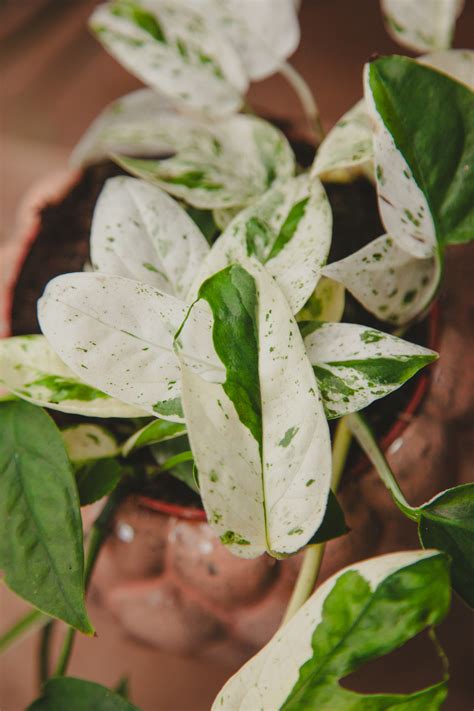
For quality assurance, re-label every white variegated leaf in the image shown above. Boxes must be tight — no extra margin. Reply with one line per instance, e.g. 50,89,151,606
212,205,243,231
312,100,373,177
178,260,332,558
115,113,295,209
296,276,345,324
213,550,449,710
91,176,209,299
189,175,331,313
89,1,247,116
62,424,119,463
381,0,464,52
0,336,145,418
364,64,437,259
323,234,441,325
38,273,223,422
304,322,437,418
419,48,474,89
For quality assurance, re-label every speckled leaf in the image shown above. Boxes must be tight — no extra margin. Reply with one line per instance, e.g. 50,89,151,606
91,177,209,299
418,483,474,608
122,418,186,456
381,0,464,52
304,322,437,419
189,175,331,313
178,261,332,558
89,1,247,116
365,56,474,255
0,336,145,418
213,550,450,710
312,100,373,177
62,424,119,464
115,114,295,209
38,273,222,421
27,677,139,711
323,234,441,325
419,49,474,90
0,402,93,634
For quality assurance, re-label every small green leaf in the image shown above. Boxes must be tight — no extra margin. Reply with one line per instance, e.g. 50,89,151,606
0,402,93,634
307,491,348,545
418,483,474,608
76,458,123,506
27,677,140,710
122,418,186,457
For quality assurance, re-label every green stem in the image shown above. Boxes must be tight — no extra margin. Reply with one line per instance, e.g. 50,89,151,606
279,61,325,144
281,418,352,625
346,412,418,521
0,609,47,654
38,620,54,687
53,486,126,677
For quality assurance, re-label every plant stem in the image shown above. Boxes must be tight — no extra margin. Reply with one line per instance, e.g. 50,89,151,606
279,61,325,144
0,609,47,654
281,418,352,625
38,621,54,687
53,486,125,677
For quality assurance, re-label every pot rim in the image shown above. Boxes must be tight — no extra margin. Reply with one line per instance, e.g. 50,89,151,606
2,169,439,524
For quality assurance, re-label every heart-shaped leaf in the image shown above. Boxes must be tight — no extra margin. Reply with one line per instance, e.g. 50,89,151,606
62,424,119,464
190,174,332,313
213,550,450,710
115,113,295,209
304,322,437,418
90,0,247,116
177,261,332,558
90,176,209,299
0,336,146,418
323,234,441,325
38,273,223,421
27,677,140,711
381,0,464,52
0,402,93,633
418,483,474,608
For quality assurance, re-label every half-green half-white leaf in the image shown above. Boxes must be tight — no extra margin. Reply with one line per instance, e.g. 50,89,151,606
323,234,441,325
0,336,146,418
122,418,186,457
365,55,474,256
178,260,332,558
38,273,223,421
305,322,437,418
114,113,295,209
0,401,93,634
213,549,450,710
90,0,247,116
419,49,474,90
190,174,332,313
381,0,464,52
90,176,209,299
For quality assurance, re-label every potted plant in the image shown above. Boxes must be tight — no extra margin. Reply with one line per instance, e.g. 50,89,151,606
1,1,472,708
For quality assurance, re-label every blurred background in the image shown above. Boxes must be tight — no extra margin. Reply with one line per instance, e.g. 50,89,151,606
1,1,473,709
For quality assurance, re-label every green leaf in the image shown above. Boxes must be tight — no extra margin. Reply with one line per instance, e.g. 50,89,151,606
151,436,199,494
418,483,474,608
297,276,345,325
27,677,140,710
0,402,93,634
366,56,474,254
122,418,186,457
381,0,464,52
307,491,348,545
62,424,119,464
76,458,123,506
213,550,451,710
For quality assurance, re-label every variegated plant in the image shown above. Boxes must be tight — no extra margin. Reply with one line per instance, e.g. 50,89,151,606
1,3,473,709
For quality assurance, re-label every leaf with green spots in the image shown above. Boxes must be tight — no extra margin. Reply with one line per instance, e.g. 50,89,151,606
89,1,247,116
122,419,186,457
418,483,474,608
365,56,474,255
0,402,93,634
177,260,332,558
297,276,345,325
38,273,223,422
115,114,294,209
323,234,441,325
27,676,140,711
381,0,464,52
213,550,451,710
91,177,209,300
0,336,145,418
189,174,330,313
62,424,119,464
75,458,123,506
304,322,437,418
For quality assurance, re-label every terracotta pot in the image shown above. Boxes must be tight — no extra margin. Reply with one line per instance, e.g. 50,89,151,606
3,170,471,666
